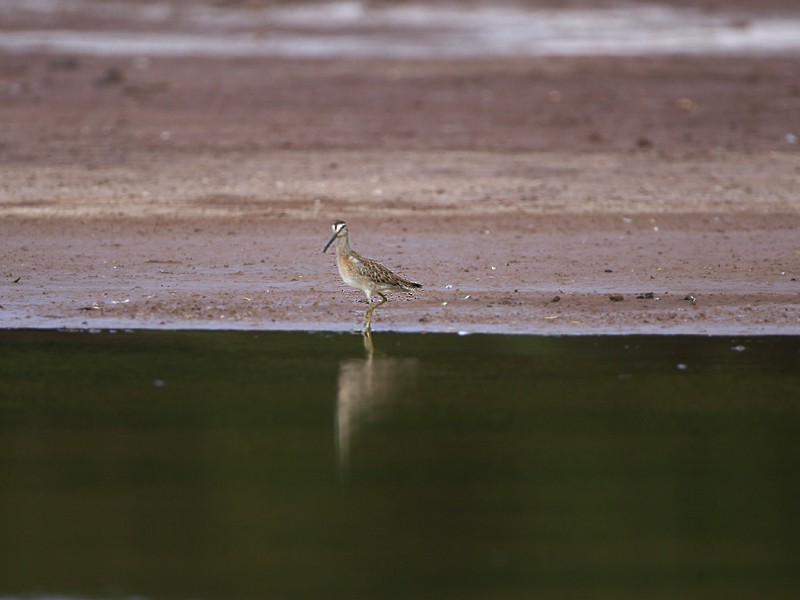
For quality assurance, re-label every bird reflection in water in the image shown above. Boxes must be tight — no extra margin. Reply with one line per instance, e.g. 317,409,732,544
336,331,418,474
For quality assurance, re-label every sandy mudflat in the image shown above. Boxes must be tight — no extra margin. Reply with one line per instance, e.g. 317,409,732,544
1,2,799,334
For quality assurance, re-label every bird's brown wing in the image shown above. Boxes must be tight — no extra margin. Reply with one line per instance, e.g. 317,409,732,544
350,253,421,290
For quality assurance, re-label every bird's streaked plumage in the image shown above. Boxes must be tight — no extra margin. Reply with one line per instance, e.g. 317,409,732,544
323,220,421,332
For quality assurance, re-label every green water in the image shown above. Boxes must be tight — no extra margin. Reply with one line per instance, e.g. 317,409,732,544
0,330,798,600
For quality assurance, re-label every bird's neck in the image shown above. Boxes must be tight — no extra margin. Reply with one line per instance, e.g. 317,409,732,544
337,235,352,254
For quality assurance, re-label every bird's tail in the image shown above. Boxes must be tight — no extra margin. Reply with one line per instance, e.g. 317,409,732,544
400,279,422,291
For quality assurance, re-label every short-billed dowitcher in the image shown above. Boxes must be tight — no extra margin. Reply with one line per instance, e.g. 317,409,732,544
323,220,421,333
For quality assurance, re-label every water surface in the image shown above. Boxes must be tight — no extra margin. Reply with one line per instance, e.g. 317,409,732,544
3,1,800,57
1,330,798,599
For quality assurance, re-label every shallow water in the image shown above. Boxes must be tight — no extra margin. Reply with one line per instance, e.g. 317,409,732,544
1,330,799,599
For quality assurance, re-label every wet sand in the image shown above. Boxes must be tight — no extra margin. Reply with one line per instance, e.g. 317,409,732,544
2,7,799,334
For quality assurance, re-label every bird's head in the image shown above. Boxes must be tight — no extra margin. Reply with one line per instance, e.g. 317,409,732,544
323,220,348,253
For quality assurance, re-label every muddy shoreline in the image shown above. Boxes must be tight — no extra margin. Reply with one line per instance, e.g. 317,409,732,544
2,41,799,334
3,211,798,335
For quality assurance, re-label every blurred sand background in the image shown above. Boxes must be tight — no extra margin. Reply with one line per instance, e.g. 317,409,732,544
1,0,799,333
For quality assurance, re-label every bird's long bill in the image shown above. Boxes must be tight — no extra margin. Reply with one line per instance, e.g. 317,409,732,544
322,231,338,253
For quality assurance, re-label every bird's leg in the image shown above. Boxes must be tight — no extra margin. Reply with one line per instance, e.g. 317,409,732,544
361,293,387,334
360,304,374,333
355,291,373,333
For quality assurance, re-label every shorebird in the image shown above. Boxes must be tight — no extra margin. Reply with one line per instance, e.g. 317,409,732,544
323,220,422,333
